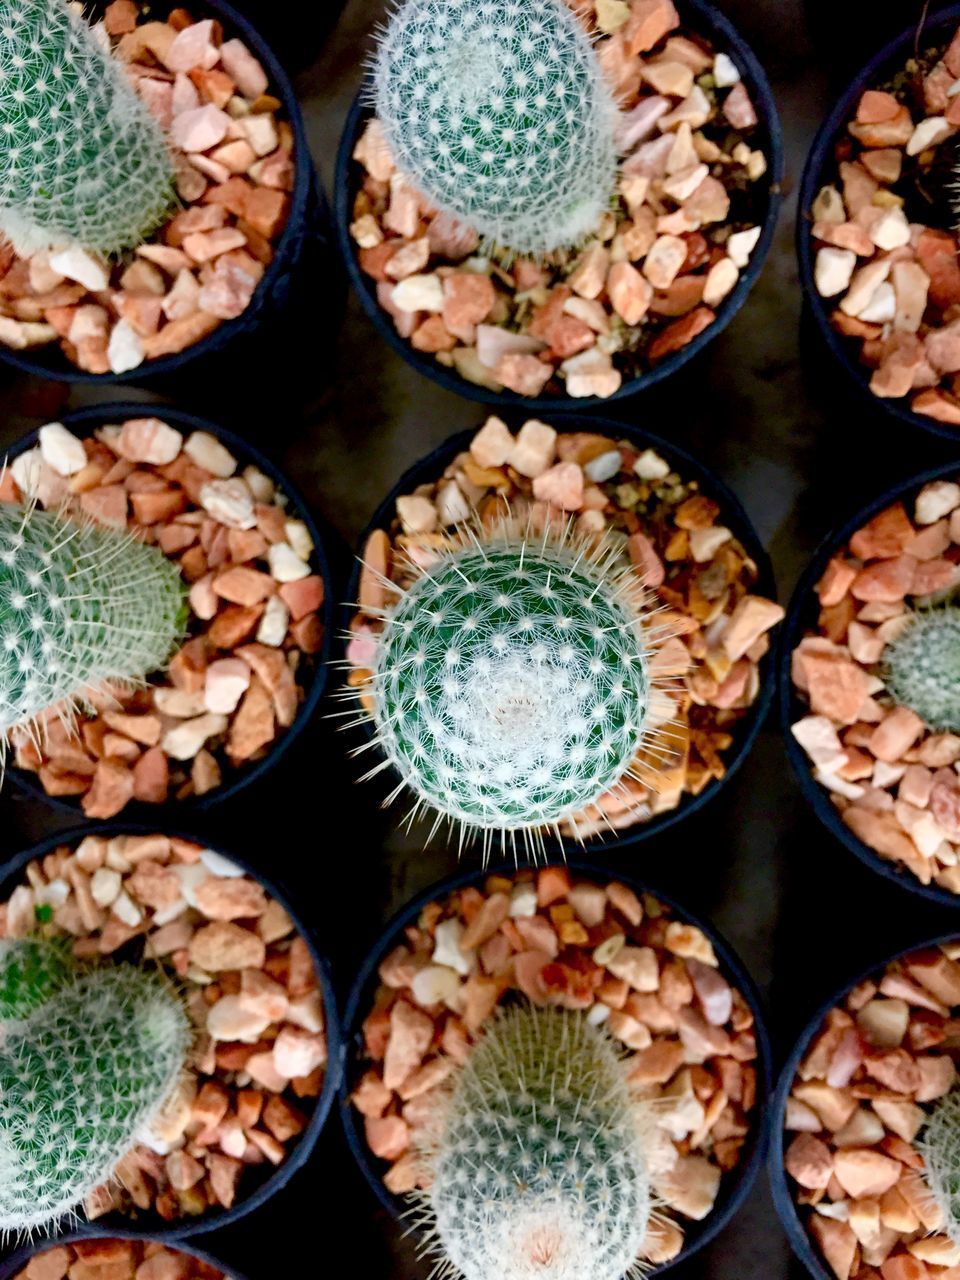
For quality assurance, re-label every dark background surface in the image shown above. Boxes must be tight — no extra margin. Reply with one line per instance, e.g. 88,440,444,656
2,0,960,1276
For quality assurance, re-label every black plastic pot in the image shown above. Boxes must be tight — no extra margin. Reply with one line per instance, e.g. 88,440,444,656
344,415,778,857
0,821,342,1242
779,458,960,908
797,3,960,443
335,0,784,412
338,861,773,1274
769,931,959,1280
0,1230,248,1280
0,0,331,388
2,402,334,819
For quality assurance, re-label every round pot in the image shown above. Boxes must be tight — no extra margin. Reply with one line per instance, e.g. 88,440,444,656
0,0,330,387
338,861,773,1273
0,821,342,1241
769,931,959,1280
335,0,784,413
796,3,960,443
0,1230,248,1280
344,415,778,856
2,401,334,819
779,458,960,908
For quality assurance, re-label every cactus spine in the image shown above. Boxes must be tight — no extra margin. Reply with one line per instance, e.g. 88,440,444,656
0,961,190,1233
883,606,960,734
419,1006,653,1280
360,521,668,852
0,503,186,739
919,1083,960,1245
373,0,619,257
0,0,175,255
0,937,72,1021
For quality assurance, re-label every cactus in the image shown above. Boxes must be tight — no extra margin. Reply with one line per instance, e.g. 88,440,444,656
0,503,186,739
883,606,960,734
0,0,175,256
0,937,72,1021
919,1083,960,1245
0,963,190,1233
372,0,619,257
361,522,666,852
418,1006,653,1280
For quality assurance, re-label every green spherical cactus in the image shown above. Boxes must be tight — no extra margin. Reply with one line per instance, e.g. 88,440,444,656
0,0,175,255
0,964,190,1233
0,937,72,1021
373,0,619,257
365,526,656,848
0,503,186,738
919,1083,960,1245
421,1006,653,1280
883,607,960,734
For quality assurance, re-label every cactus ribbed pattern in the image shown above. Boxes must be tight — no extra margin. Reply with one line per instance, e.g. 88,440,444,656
0,504,185,735
0,0,175,255
0,938,71,1020
369,528,651,845
423,1007,652,1280
0,965,190,1232
373,0,618,256
884,607,960,734
920,1084,960,1245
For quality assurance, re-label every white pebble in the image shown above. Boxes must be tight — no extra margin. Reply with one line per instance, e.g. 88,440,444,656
727,226,762,268
433,918,472,975
284,519,314,560
257,594,290,646
162,712,228,760
689,526,732,562
34,878,69,908
112,890,143,927
916,480,960,524
184,430,237,478
90,867,122,907
107,319,145,374
242,465,274,502
173,862,209,908
200,849,244,878
10,447,44,496
411,964,462,1009
49,246,109,291
634,448,670,481
713,52,740,87
815,246,856,298
200,478,256,529
858,281,896,324
703,258,739,308
268,541,311,581
584,449,622,483
396,494,438,534
435,479,471,525
38,423,86,476
907,116,953,156
391,273,445,313
508,884,538,918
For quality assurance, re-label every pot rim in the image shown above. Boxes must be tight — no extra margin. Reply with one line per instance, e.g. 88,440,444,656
2,400,334,817
778,456,960,908
342,412,778,857
334,0,785,412
0,819,342,1242
337,858,773,1274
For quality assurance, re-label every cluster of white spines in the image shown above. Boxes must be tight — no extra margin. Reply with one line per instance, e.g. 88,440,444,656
421,1006,652,1280
0,503,185,737
919,1083,960,1245
884,606,960,734
373,0,619,256
0,0,174,255
364,523,657,849
0,962,190,1233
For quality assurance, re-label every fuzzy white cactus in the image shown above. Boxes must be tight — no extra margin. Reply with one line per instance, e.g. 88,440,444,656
0,502,185,743
884,606,960,734
416,1006,654,1280
919,1083,960,1245
373,0,619,257
0,964,190,1233
0,0,175,255
353,520,675,855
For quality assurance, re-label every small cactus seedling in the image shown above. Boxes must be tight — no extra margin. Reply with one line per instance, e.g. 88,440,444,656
0,0,175,255
883,606,960,734
0,961,190,1233
355,521,674,854
0,937,72,1021
417,1005,654,1280
373,0,619,257
919,1083,960,1245
0,502,186,743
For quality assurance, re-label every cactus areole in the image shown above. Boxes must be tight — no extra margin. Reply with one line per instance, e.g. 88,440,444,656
0,0,175,255
421,1006,653,1280
0,503,186,740
373,0,619,257
362,522,665,850
884,605,960,735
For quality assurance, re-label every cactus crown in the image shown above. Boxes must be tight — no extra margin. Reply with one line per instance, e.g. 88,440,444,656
373,0,619,257
418,1006,654,1280
0,501,186,745
883,606,960,734
0,937,72,1021
919,1083,960,1246
0,0,175,256
358,520,672,855
0,956,190,1233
